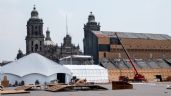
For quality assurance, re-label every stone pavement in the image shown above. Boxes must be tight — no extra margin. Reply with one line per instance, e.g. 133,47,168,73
1,82,171,96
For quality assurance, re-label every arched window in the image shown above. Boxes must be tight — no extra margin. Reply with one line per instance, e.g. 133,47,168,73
35,44,38,51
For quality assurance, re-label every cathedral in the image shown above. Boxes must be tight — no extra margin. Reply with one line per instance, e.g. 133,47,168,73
17,6,82,62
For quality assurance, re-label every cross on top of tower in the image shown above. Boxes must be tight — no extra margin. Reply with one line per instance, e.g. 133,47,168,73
33,5,36,10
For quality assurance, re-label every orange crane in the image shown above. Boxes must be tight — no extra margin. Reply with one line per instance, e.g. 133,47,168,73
115,32,145,82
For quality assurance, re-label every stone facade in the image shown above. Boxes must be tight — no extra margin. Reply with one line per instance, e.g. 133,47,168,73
26,8,44,54
23,6,82,62
83,12,100,64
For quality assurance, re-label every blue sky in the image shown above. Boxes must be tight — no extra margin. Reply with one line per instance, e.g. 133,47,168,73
0,0,171,62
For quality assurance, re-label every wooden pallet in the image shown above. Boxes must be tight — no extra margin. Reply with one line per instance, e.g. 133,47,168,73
46,84,72,92
46,84,108,92
15,85,34,91
73,85,108,90
0,89,29,94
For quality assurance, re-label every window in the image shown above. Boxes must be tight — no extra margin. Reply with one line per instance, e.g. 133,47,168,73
104,52,106,57
32,41,33,45
40,41,42,45
110,37,120,44
35,26,37,29
99,44,110,51
35,44,38,51
35,31,38,35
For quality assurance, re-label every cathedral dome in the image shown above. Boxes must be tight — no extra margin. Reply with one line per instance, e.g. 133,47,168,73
31,6,39,18
44,40,55,46
44,28,55,46
88,12,95,22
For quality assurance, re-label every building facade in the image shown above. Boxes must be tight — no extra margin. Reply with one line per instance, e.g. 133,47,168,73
20,6,82,61
83,12,171,64
83,12,171,81
83,12,100,64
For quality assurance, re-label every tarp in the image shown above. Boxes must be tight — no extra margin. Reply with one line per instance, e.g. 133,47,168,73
64,65,109,83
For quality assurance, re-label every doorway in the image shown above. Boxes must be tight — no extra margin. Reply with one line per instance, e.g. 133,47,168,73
155,75,162,82
57,73,66,83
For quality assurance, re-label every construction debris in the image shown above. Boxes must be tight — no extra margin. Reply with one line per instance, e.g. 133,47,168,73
46,84,107,92
46,79,108,92
15,85,34,91
1,75,9,87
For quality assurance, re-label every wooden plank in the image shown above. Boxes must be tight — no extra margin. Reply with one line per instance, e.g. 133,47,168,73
0,90,29,94
15,85,33,91
46,84,108,92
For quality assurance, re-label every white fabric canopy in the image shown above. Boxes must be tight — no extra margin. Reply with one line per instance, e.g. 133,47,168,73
1,53,71,77
64,65,109,83
1,53,72,84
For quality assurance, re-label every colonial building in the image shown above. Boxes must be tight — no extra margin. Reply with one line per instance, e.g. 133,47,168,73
17,6,82,62
83,12,171,64
83,12,100,64
83,12,171,81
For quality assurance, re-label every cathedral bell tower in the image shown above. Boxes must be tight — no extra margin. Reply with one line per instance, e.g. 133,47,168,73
83,12,100,55
84,12,100,32
25,6,44,54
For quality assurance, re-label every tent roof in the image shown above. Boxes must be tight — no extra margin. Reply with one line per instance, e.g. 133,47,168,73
64,65,106,70
60,55,92,61
1,53,71,77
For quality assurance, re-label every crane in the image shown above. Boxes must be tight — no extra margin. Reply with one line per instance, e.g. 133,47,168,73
115,32,145,82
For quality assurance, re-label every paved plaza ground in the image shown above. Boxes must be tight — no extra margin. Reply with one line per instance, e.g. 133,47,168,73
1,82,171,96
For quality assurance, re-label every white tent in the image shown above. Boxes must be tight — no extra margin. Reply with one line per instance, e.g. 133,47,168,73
64,65,109,83
1,53,72,85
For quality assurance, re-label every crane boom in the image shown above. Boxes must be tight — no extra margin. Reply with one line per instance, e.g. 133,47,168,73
115,32,145,82
115,32,138,74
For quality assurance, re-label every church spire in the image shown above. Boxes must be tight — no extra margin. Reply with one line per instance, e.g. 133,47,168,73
31,5,39,18
33,5,36,10
88,12,95,22
84,12,100,31
66,15,69,35
16,49,24,59
45,28,51,41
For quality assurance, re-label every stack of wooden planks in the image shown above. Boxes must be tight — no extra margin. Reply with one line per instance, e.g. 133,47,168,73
0,89,29,94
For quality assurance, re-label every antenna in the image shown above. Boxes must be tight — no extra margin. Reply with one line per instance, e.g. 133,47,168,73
66,15,68,35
